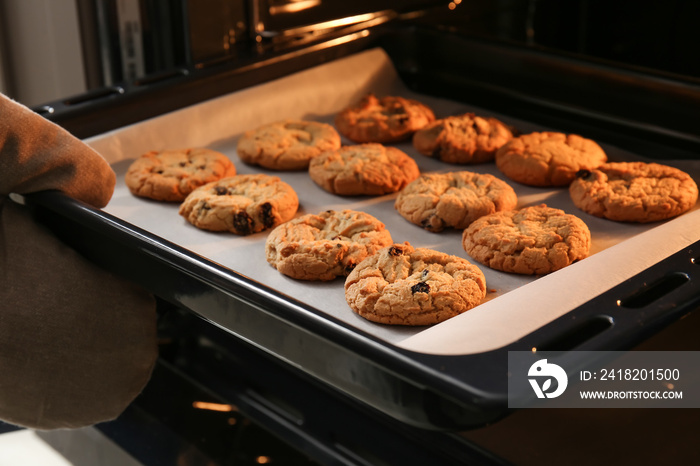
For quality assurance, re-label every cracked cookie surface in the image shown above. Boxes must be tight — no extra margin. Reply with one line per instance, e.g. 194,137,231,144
309,143,420,195
412,113,514,164
344,242,487,326
125,148,236,201
265,209,393,281
237,119,341,170
462,204,591,275
569,162,699,223
495,132,607,187
334,94,435,143
395,171,518,232
179,174,298,235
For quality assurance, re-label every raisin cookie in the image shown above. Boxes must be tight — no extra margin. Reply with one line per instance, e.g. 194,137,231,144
462,204,591,275
179,174,298,235
495,132,607,187
569,162,699,223
125,148,236,201
265,209,393,281
344,242,487,326
413,113,514,164
334,94,435,143
237,120,341,170
395,171,518,232
309,143,420,196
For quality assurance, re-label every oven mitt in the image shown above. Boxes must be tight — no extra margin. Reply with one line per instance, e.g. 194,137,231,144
0,93,157,429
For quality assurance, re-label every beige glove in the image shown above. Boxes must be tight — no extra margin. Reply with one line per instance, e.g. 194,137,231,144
0,93,158,429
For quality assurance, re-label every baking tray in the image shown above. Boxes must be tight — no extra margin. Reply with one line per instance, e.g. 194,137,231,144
28,29,700,430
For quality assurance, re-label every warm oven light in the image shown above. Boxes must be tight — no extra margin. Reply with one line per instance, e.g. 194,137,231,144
192,401,237,412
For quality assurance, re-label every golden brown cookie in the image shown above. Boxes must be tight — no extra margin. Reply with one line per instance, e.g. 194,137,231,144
495,132,607,187
334,94,435,143
569,162,699,223
179,174,298,235
412,113,514,164
309,143,420,196
344,242,487,326
125,148,236,201
462,204,591,275
265,209,393,281
237,120,341,170
395,171,518,232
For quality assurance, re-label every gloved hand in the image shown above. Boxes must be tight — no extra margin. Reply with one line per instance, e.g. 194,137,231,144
0,93,157,430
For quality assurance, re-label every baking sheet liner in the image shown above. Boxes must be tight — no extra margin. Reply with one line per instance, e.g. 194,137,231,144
88,48,700,355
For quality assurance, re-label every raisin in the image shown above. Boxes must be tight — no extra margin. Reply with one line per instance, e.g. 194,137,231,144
388,245,403,256
575,169,592,180
233,211,253,235
421,269,429,280
260,202,274,228
344,263,356,275
179,162,187,167
411,282,430,294
431,146,442,160
214,186,228,195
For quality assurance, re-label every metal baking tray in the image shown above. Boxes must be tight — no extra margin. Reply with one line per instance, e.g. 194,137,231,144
29,25,700,430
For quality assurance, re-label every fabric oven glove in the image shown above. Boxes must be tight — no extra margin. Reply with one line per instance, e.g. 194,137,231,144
0,93,158,429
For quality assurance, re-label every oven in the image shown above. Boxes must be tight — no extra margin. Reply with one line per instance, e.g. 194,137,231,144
22,1,700,464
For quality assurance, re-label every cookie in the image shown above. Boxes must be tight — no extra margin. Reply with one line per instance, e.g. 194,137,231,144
125,148,236,201
309,143,420,196
344,242,486,326
495,132,607,186
237,120,341,170
569,162,699,223
395,171,518,232
412,113,514,164
265,209,393,281
462,204,591,275
334,94,435,143
179,174,298,235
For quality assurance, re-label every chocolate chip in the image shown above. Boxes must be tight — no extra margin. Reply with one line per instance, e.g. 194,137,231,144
179,162,187,167
576,169,592,180
260,202,274,228
155,169,164,174
198,165,206,170
411,282,430,294
388,245,403,256
233,211,253,235
214,186,228,195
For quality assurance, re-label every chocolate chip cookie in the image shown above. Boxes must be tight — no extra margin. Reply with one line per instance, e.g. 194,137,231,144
309,143,420,196
125,148,236,201
569,162,699,223
265,209,393,281
462,204,591,275
344,242,487,326
395,171,518,232
334,94,435,143
412,113,514,164
237,120,341,170
179,174,298,235
495,132,607,187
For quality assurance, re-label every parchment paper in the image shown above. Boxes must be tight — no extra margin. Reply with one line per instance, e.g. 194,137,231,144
88,48,700,355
